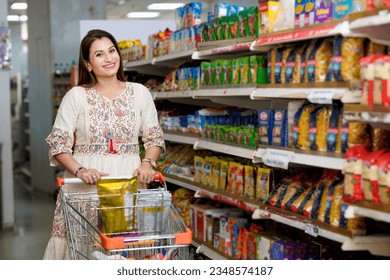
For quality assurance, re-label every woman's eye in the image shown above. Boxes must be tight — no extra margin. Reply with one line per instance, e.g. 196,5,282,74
96,53,102,57
110,49,116,53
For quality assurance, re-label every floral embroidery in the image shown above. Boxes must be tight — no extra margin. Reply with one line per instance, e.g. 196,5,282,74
86,84,136,146
143,124,165,151
74,144,139,156
46,128,73,163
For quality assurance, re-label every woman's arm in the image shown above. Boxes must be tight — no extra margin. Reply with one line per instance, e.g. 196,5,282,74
54,153,108,184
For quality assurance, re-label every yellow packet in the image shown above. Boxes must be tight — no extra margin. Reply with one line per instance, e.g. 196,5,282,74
97,177,138,234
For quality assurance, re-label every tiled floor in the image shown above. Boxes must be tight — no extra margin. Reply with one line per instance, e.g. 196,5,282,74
0,174,55,260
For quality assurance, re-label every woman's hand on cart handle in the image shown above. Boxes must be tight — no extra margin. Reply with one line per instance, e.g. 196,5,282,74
76,168,109,185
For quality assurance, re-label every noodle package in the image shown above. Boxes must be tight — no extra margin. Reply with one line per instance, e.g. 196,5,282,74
97,177,139,234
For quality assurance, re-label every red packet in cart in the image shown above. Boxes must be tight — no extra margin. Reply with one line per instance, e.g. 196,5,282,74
96,177,138,234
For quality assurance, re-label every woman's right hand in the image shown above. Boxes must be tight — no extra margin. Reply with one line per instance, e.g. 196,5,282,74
76,168,109,184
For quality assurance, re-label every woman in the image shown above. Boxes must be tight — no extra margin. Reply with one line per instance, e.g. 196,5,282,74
43,29,165,259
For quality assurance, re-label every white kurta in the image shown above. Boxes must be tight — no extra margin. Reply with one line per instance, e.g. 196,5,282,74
43,82,165,259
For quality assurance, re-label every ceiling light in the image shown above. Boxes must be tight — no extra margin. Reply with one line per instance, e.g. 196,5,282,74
147,3,185,10
126,12,160,18
7,15,20,21
10,2,28,10
20,15,28,22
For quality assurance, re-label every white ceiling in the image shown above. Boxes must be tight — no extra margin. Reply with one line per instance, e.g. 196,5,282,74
8,1,258,21
105,0,198,20
7,0,205,21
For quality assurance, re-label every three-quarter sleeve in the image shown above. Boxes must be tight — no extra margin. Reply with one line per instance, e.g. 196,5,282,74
138,84,165,152
46,87,81,166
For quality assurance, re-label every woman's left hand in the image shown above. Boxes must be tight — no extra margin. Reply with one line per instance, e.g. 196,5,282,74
133,162,156,184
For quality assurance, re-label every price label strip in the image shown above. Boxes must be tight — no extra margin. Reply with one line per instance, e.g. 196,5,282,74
308,89,335,104
261,148,295,170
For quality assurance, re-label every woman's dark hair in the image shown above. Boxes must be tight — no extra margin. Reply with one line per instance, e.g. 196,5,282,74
77,29,126,87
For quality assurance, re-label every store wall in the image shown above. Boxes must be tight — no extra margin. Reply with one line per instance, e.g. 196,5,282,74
50,0,106,67
0,0,15,229
27,0,105,194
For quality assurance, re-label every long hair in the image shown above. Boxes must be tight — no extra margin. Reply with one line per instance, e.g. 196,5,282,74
77,29,126,87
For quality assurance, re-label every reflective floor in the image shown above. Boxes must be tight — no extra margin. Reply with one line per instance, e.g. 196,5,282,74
0,174,55,260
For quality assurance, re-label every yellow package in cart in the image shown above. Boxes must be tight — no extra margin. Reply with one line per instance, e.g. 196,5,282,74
97,177,138,234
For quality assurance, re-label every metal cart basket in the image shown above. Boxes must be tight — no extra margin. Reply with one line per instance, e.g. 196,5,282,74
56,173,192,260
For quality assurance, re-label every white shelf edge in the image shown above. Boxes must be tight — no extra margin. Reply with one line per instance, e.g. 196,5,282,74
253,209,348,244
345,205,390,224
195,87,255,98
194,139,254,160
349,10,390,29
164,132,199,145
193,242,228,260
195,139,345,170
154,90,195,99
344,111,390,124
124,58,154,68
153,49,195,64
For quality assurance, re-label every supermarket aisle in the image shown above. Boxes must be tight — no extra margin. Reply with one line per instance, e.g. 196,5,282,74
0,174,55,260
0,118,55,260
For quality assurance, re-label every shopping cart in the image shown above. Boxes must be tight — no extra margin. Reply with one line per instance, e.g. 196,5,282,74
56,173,192,260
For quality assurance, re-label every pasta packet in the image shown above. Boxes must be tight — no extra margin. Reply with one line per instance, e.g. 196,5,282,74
97,177,138,234
293,103,315,149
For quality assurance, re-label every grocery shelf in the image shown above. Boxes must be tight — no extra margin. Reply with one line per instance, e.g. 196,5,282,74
153,49,195,67
345,201,390,224
195,187,260,213
192,238,230,260
349,8,390,45
194,139,345,170
194,139,255,160
193,37,256,60
251,83,361,104
194,86,256,98
255,146,345,170
253,206,390,257
250,20,353,52
163,130,199,145
343,104,390,125
252,207,352,243
153,90,195,99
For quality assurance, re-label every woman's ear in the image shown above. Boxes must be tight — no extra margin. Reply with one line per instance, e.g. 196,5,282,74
84,62,91,72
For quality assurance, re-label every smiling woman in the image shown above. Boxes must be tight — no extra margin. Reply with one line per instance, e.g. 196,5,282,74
43,29,165,260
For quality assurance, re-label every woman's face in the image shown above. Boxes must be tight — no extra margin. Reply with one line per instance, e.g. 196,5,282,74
86,37,120,79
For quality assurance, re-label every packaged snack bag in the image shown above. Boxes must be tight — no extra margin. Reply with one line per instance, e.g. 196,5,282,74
378,153,390,204
362,150,388,202
244,165,256,200
97,177,138,233
255,166,273,201
344,145,369,202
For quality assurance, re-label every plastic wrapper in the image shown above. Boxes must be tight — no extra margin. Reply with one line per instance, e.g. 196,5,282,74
137,189,171,235
96,177,138,233
293,103,315,149
255,166,272,201
307,38,333,82
244,165,255,199
378,152,390,204
348,122,370,148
